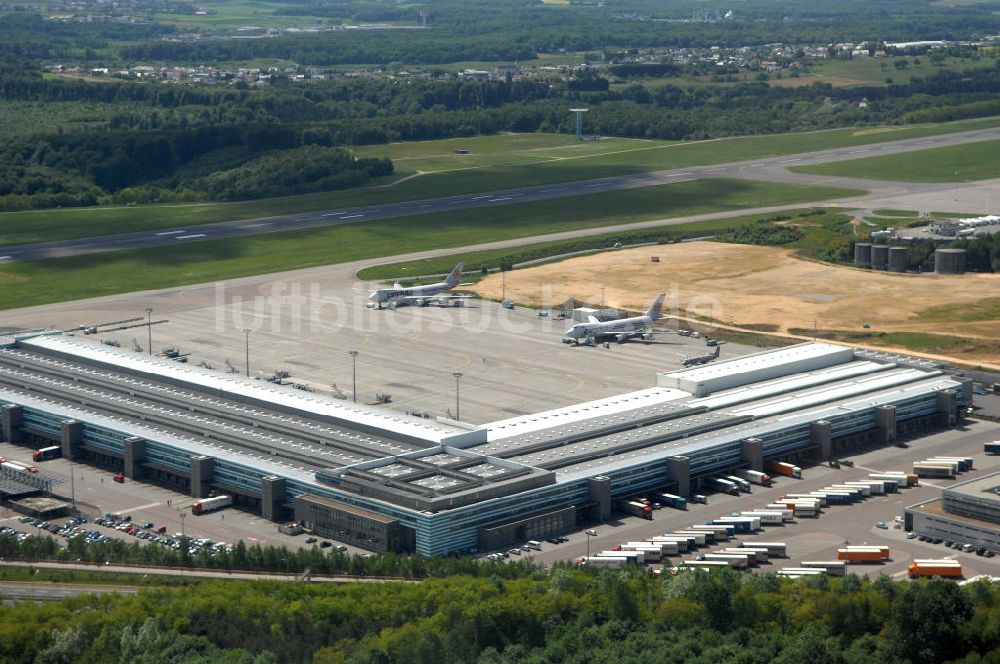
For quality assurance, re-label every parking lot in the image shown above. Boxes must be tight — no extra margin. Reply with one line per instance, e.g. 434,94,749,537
514,418,1000,578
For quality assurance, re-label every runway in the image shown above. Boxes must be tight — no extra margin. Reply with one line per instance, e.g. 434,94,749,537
0,126,997,264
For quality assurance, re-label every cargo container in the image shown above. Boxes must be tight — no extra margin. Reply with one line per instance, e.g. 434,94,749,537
920,459,960,474
758,506,795,521
878,472,919,487
740,542,787,557
739,511,784,525
724,475,753,493
907,559,963,578
32,446,61,461
686,524,734,540
673,529,715,544
701,553,750,569
671,530,708,546
867,474,903,491
777,568,825,578
986,442,1000,455
599,550,644,564
618,500,654,520
721,547,768,563
786,493,827,507
800,561,847,576
925,456,973,472
577,555,628,569
811,491,852,505
650,536,691,553
913,463,956,479
678,560,730,570
656,493,688,510
620,544,664,562
637,540,681,556
837,548,885,562
829,484,868,498
844,481,885,495
191,495,232,515
711,516,760,532
734,469,773,487
766,461,802,479
709,478,740,496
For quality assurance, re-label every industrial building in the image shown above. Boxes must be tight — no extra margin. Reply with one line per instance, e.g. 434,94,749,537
0,332,973,556
907,473,1000,553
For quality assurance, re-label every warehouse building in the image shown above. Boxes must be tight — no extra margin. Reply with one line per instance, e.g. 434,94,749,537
0,332,972,556
906,473,1000,553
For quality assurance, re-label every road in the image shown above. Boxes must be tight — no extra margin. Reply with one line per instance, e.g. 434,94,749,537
1,126,998,264
0,580,139,601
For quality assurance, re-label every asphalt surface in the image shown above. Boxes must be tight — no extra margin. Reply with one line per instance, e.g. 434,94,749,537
1,126,998,264
0,580,139,601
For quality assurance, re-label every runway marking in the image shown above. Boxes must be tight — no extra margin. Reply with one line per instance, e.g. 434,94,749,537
416,204,430,208
849,150,870,154
244,222,271,228
175,234,207,240
541,188,567,193
321,213,339,217
704,168,724,172
471,195,492,200
746,163,764,167
116,501,163,515
488,196,512,202
668,172,692,176
779,158,802,163
339,214,364,219
0,256,10,261
584,183,602,188
156,230,186,236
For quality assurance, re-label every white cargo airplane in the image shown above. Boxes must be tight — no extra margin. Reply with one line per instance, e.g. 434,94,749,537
562,293,666,345
367,262,471,309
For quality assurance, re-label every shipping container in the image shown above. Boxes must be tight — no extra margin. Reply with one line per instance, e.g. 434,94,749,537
656,493,688,510
577,555,628,569
925,456,973,471
671,530,708,546
740,542,787,557
1,460,39,474
721,547,768,563
985,442,1000,455
786,493,827,507
32,446,61,461
844,481,885,495
800,561,847,576
701,553,750,569
837,548,884,562
709,478,740,496
739,511,784,525
733,469,773,486
599,550,644,564
724,475,753,493
617,500,654,520
913,463,956,479
766,461,802,479
678,560,730,570
191,495,232,515
908,559,963,578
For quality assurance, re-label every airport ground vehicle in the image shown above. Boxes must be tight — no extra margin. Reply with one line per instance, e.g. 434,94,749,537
908,559,963,578
32,446,62,461
617,500,653,520
766,461,802,479
191,495,233,515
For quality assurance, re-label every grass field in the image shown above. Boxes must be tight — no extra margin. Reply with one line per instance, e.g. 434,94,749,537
791,139,1000,182
0,180,858,311
3,115,998,247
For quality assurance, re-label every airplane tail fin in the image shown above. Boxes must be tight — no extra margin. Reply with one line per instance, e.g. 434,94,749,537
645,293,666,320
713,345,721,358
445,262,464,287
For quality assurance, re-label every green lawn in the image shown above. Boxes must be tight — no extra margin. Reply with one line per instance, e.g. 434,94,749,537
3,115,997,247
0,179,859,311
806,56,995,86
791,138,1000,182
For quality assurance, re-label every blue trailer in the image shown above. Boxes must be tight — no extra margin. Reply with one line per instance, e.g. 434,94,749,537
657,493,688,510
986,442,1000,456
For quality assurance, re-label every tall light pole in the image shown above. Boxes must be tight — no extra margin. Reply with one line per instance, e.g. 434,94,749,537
586,528,597,558
242,328,252,377
69,458,76,516
348,350,359,403
453,372,463,421
145,307,153,355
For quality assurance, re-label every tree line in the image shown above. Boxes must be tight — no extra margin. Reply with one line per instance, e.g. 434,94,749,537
1,555,999,664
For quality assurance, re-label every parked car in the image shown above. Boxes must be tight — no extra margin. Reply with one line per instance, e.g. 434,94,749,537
319,541,333,548
875,522,889,529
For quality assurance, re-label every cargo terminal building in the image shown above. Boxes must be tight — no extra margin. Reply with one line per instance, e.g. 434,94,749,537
906,473,1000,553
0,334,972,556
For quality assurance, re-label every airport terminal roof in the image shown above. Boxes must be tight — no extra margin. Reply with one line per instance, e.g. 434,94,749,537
21,334,476,445
945,471,1000,500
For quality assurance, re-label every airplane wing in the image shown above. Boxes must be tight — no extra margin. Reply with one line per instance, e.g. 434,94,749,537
587,315,600,324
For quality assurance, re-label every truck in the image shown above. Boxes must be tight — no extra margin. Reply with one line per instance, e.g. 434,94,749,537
701,553,750,569
786,493,826,507
739,542,787,557
709,478,740,496
829,484,869,498
777,568,825,578
734,469,773,487
191,495,233,515
656,493,688,510
868,474,903,491
739,511,784,526
671,530,708,546
813,490,854,505
678,560,730,570
32,446,62,462
599,550,644,564
757,506,794,521
878,472,919,487
638,540,681,556
800,561,847,576
845,481,885,495
766,461,802,479
617,500,654,520
724,475,752,493
686,524,734,540
920,459,960,474
650,536,691,553
620,544,664,562
986,442,1000,456
1,460,39,474
912,462,956,479
837,548,885,563
907,559,963,579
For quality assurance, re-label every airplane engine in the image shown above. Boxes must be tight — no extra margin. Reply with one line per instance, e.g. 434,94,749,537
642,332,653,340
414,299,427,307
616,334,627,343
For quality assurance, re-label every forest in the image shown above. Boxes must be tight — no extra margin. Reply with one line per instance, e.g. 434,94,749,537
1,563,999,664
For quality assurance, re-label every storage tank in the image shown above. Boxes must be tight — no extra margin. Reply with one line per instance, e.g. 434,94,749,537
888,246,907,273
870,245,889,270
935,248,967,274
854,242,871,267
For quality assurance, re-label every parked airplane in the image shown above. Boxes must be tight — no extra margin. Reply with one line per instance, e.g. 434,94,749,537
562,293,666,344
367,263,471,309
681,345,721,367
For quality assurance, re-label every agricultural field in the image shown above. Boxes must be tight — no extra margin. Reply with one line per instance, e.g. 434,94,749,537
792,139,1000,182
0,180,856,311
777,55,996,87
472,242,1000,366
